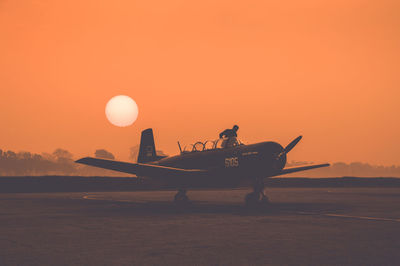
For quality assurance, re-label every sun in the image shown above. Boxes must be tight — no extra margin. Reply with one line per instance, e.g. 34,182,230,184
105,95,139,127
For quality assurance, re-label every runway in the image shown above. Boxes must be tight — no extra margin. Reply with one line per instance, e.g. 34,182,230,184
0,187,400,265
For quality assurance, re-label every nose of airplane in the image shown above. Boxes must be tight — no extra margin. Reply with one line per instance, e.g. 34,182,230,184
258,142,286,171
274,150,286,171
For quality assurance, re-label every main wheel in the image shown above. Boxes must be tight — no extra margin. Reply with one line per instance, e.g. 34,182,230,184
244,192,260,207
174,193,189,202
260,195,270,206
174,191,191,207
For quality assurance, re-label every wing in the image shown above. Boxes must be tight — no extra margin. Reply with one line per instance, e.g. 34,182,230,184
75,157,206,178
269,163,330,177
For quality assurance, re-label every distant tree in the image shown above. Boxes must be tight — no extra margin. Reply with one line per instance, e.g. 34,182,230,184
129,145,139,162
53,148,73,159
5,150,16,159
94,149,115,159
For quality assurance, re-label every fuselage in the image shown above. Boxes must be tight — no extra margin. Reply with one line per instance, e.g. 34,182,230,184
149,141,286,187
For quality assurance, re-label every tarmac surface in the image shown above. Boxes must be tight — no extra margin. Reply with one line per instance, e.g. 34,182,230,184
0,187,400,265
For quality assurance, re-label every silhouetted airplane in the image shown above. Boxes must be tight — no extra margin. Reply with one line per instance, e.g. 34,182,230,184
76,128,329,206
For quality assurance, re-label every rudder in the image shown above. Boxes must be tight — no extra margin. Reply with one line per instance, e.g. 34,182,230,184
137,128,157,163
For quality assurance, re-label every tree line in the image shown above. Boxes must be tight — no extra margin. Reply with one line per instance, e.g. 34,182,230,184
0,148,399,177
0,148,122,176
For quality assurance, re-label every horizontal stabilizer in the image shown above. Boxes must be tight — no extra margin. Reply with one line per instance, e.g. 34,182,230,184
271,163,330,177
76,157,206,177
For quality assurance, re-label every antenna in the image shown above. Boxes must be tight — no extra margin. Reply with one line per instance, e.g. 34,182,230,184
177,141,182,153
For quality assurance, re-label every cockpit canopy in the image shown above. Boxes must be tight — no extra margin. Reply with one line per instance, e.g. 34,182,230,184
182,137,244,153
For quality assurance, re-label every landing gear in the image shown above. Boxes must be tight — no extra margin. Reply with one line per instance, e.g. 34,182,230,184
245,180,269,208
174,189,190,206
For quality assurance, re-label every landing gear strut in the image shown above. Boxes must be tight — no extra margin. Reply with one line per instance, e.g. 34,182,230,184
174,189,190,205
245,179,269,207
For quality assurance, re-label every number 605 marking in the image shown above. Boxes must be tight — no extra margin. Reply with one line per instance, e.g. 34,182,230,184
225,157,239,168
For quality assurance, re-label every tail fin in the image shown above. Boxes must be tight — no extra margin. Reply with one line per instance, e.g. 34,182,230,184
137,128,158,163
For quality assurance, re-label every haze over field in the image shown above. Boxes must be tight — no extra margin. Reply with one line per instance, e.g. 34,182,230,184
0,148,125,176
1,0,399,166
1,147,399,177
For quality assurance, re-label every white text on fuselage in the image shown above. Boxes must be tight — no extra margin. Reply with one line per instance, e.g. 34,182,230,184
225,157,239,168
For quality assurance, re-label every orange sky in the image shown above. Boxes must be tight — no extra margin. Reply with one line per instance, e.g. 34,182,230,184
0,0,399,165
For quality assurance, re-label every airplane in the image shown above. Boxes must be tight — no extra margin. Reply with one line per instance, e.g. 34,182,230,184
76,128,329,206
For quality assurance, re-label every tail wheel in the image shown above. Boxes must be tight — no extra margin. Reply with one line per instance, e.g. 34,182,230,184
174,193,189,202
174,189,190,206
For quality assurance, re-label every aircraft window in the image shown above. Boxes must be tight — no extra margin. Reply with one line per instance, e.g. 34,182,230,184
214,139,224,149
180,139,244,153
193,142,204,152
183,145,193,153
203,141,214,150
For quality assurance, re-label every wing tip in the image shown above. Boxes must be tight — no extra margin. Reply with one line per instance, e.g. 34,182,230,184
75,157,96,164
75,157,87,164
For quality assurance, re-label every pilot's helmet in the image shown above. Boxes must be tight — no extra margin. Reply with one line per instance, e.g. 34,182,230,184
233,125,239,131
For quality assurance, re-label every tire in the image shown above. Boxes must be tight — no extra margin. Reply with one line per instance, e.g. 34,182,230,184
245,192,259,208
174,193,190,207
260,196,270,206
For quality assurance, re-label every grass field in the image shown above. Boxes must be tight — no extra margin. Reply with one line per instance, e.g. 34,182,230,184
0,187,399,265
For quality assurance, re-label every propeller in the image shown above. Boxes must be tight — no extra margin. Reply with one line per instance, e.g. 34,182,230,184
283,135,302,154
278,135,302,158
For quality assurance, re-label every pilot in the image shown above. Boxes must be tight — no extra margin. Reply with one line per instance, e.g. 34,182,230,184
219,125,239,148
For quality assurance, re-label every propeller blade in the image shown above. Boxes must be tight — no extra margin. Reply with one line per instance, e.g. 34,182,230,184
284,136,302,154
